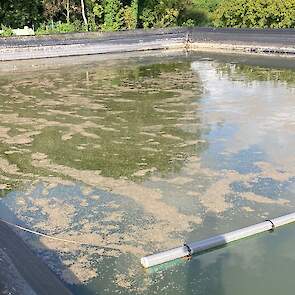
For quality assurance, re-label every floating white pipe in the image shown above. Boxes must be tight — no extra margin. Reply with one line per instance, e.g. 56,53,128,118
141,212,295,268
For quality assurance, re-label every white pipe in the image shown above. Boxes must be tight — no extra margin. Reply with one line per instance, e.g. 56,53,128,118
141,212,295,268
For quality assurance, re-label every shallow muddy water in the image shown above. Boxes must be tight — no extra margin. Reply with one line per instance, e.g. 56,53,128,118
0,52,295,294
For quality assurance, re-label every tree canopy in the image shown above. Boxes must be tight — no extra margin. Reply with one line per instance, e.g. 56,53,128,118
213,0,295,28
0,0,294,35
0,0,43,28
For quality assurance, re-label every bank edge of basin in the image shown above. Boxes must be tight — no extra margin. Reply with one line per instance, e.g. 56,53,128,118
0,221,73,295
0,27,295,61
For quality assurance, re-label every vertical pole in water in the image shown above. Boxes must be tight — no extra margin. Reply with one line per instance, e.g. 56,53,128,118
141,212,295,268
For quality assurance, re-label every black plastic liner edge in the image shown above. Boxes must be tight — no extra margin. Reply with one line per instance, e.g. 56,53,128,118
1,27,295,48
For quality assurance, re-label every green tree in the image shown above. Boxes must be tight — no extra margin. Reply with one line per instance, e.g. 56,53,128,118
122,0,138,29
102,0,124,31
0,0,44,28
213,0,295,28
43,0,67,21
85,0,103,31
180,0,219,27
193,0,221,12
140,0,191,28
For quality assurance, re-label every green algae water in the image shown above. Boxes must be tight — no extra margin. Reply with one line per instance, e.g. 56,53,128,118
0,52,295,294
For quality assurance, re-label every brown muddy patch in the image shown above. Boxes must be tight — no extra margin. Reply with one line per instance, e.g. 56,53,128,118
31,156,201,231
166,176,193,186
239,192,289,205
256,161,292,182
32,198,76,233
0,157,20,175
3,152,203,285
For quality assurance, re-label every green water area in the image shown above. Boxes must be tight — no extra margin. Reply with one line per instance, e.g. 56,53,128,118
0,52,295,294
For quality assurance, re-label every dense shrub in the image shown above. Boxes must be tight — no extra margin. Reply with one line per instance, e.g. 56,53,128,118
102,0,124,31
179,0,222,27
0,25,14,37
36,20,86,35
0,0,43,28
139,0,190,29
179,6,209,27
213,0,295,28
123,0,138,30
193,0,221,13
140,2,177,28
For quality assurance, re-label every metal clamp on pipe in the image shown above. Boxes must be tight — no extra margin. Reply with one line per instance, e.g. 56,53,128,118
265,219,275,231
183,243,192,259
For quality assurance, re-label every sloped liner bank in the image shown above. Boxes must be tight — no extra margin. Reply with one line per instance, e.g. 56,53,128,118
0,27,295,61
0,220,72,295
